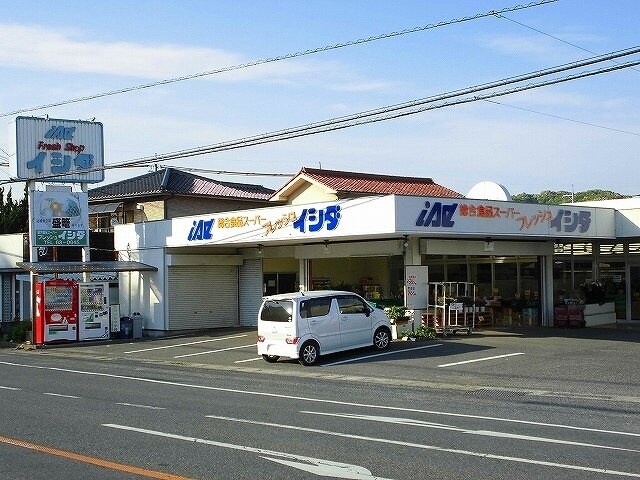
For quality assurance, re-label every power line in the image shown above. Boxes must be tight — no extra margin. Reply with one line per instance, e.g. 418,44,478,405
169,166,293,177
103,46,640,167
495,13,640,74
483,99,640,136
0,0,557,118
485,13,640,134
3,46,637,185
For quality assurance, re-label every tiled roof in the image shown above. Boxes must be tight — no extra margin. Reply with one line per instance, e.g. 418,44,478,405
296,167,464,198
89,168,274,201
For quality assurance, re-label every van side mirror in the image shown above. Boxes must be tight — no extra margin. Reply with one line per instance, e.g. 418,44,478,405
365,307,371,317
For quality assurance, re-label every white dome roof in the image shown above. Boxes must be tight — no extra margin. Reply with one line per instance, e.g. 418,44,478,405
466,181,512,201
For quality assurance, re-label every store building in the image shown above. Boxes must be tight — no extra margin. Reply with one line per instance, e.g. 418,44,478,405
110,168,639,334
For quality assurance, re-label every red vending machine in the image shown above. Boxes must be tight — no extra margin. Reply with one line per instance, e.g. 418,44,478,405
34,279,79,344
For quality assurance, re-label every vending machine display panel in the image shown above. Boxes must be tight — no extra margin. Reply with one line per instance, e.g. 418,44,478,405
78,282,110,341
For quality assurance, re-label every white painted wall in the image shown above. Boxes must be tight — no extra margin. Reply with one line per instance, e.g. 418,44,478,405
0,234,24,269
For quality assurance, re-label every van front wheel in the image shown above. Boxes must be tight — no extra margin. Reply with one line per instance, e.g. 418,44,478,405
373,327,391,350
262,354,279,363
299,341,320,366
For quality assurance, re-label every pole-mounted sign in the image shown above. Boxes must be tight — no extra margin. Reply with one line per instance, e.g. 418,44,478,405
13,116,104,183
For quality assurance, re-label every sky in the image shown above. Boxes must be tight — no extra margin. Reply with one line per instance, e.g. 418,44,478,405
1,0,639,198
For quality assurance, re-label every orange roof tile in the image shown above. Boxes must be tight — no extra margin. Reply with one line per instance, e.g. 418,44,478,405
298,167,463,198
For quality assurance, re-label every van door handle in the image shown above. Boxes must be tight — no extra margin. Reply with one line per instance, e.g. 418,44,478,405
310,320,317,325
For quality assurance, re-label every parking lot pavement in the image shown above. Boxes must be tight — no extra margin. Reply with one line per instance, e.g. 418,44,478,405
9,326,640,400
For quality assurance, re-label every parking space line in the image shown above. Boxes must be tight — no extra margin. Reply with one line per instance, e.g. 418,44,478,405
322,343,443,366
234,357,263,364
116,402,166,410
173,344,256,359
438,352,524,368
124,334,249,354
43,392,81,399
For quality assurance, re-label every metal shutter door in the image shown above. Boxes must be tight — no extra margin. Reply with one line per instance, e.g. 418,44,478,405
239,259,263,327
168,265,238,330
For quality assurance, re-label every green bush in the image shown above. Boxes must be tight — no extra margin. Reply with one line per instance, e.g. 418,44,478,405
9,320,32,343
399,325,436,340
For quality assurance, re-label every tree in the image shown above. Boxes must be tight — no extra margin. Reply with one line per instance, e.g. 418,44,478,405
0,184,28,234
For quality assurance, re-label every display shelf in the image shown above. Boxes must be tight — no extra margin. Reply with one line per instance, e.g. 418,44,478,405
362,284,381,300
425,282,475,335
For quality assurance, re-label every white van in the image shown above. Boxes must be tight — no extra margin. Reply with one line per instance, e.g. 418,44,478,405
257,290,392,366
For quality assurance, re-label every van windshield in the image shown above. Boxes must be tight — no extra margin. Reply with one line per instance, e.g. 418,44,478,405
260,300,293,322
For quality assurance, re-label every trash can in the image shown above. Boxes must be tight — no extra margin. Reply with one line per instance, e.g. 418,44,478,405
131,312,143,339
119,316,133,339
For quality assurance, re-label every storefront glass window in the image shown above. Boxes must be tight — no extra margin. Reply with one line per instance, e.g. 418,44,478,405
573,260,593,291
553,259,573,303
494,262,517,299
421,256,444,282
427,263,444,282
520,259,540,302
630,266,640,321
470,263,492,298
599,261,626,319
446,262,468,282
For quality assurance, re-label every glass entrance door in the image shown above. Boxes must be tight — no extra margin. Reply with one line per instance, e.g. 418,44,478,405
631,265,640,321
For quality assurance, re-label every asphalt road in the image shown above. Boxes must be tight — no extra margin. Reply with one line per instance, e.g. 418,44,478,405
0,327,638,479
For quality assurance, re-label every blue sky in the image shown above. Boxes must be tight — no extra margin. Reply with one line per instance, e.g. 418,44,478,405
1,0,638,197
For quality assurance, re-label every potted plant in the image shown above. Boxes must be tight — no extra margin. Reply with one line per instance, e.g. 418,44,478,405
384,305,409,325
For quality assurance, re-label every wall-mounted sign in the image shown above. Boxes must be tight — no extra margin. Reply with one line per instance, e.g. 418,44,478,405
14,116,104,183
183,204,345,243
414,200,592,234
31,191,89,246
396,196,615,238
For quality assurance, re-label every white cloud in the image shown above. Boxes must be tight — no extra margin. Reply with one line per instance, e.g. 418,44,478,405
0,24,239,78
0,23,392,92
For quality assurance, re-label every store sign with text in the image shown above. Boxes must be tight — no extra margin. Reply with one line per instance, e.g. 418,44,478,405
14,117,104,183
31,191,89,246
185,203,345,243
407,198,607,237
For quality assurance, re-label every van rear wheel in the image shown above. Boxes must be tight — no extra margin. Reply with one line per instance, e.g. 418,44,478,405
262,354,279,363
299,341,319,366
373,327,391,350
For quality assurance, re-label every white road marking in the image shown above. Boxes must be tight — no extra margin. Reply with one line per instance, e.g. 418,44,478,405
322,343,444,366
438,352,525,367
116,402,165,410
0,386,21,391
205,415,640,478
174,344,256,359
2,360,637,438
300,411,640,453
124,334,249,354
104,423,393,480
43,392,80,399
234,357,264,364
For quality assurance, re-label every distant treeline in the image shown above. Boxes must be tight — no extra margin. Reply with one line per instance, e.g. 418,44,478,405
511,190,630,204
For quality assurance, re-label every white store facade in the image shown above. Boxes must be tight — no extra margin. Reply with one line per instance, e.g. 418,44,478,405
113,193,638,334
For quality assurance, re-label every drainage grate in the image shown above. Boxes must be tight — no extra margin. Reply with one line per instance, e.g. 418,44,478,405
468,388,529,399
